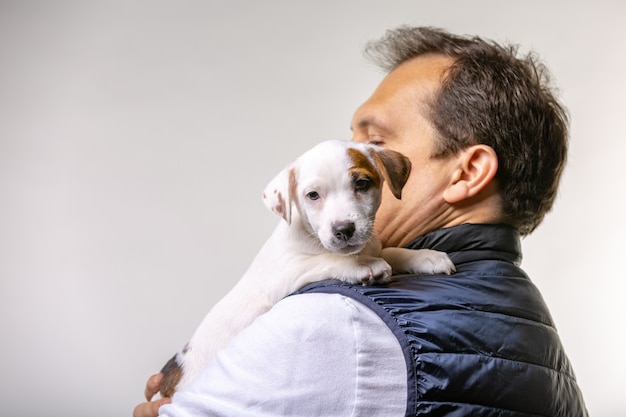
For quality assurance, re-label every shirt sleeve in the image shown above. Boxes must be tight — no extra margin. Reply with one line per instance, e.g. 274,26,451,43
157,292,407,417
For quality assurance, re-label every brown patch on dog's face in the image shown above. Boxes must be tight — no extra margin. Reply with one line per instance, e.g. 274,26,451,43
347,148,382,190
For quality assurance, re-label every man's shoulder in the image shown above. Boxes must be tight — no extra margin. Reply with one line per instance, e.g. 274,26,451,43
275,288,386,327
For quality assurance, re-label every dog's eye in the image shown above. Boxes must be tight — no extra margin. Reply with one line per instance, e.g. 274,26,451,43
306,191,320,200
354,178,371,192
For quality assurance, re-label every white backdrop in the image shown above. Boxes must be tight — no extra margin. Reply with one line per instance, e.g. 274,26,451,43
1,1,624,416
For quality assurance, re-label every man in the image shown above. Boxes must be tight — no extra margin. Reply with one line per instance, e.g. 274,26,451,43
134,26,587,416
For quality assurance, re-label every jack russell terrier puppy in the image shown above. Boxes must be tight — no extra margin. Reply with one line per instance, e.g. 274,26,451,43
157,139,455,398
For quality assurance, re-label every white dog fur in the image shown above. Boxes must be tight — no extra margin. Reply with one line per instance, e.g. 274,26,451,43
157,139,455,397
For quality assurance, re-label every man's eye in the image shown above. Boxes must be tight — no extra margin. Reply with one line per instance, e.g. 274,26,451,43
354,178,371,192
306,191,320,200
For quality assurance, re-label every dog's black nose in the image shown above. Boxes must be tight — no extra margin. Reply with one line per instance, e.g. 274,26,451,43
333,221,355,241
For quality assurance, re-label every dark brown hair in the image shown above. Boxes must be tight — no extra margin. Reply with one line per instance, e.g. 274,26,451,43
365,26,569,235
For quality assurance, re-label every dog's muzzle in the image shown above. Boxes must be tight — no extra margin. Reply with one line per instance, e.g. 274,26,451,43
324,221,369,255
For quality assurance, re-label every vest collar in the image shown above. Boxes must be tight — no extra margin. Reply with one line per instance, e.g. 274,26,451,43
405,223,522,266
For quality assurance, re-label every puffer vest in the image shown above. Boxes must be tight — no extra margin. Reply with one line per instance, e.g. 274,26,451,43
295,224,588,417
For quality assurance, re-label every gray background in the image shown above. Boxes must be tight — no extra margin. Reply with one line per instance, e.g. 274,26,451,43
1,1,624,416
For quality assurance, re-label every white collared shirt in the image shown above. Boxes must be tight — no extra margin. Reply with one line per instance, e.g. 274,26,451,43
158,292,407,417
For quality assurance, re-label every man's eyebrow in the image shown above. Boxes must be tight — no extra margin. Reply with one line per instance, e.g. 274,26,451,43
355,119,371,130
349,120,367,132
352,117,392,133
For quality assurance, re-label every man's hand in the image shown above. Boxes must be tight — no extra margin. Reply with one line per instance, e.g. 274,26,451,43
132,373,171,417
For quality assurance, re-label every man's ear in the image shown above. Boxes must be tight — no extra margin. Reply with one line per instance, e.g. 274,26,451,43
443,145,498,204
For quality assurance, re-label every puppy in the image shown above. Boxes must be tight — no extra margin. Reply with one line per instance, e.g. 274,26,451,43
157,139,455,398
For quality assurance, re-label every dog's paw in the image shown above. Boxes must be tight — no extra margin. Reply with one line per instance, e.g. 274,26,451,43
409,249,456,275
332,256,391,285
356,256,392,285
381,247,456,276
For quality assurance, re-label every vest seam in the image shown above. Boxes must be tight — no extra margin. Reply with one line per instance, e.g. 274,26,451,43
416,351,579,381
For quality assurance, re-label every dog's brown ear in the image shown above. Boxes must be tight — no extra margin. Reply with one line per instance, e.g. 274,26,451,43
262,164,296,224
370,148,412,199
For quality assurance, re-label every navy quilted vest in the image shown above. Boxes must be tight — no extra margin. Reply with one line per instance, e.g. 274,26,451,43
295,224,588,417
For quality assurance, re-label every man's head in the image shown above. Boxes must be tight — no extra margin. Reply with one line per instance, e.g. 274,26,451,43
353,26,568,245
